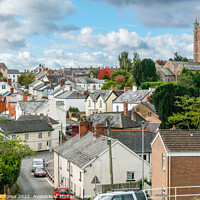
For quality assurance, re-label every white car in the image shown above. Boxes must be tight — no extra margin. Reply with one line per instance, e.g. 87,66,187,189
32,158,45,172
94,191,148,200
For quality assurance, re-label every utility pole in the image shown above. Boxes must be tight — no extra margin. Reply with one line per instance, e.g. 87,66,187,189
106,117,113,185
142,121,144,190
60,123,63,145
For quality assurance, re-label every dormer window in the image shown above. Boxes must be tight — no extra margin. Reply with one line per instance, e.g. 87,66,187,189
99,100,102,108
148,112,151,117
2,84,5,89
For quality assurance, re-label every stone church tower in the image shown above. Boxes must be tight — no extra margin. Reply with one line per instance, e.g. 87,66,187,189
194,19,200,62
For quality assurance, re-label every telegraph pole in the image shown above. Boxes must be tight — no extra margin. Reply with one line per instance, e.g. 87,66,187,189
60,123,63,145
142,121,144,190
106,117,113,185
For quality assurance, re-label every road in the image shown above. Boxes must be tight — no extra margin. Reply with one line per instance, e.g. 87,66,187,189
15,151,54,200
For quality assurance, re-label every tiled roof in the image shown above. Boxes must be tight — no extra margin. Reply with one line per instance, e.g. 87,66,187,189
0,63,7,69
7,69,20,74
183,62,200,71
159,130,200,152
169,61,182,68
87,113,141,129
110,131,156,153
0,120,53,133
55,91,86,99
113,89,150,104
19,101,47,114
70,77,104,84
54,133,116,168
160,68,174,76
17,115,59,124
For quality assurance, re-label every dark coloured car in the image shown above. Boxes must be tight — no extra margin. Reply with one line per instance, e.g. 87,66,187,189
53,187,70,200
34,167,46,177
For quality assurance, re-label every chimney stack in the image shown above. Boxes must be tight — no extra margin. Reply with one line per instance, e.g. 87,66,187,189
94,124,104,137
24,69,27,73
39,68,42,72
172,125,176,130
79,121,92,137
131,108,137,121
0,95,3,102
124,87,131,92
7,79,12,87
10,87,14,94
50,80,53,88
70,86,72,91
76,92,79,98
124,101,128,117
111,85,114,90
60,79,64,87
23,94,27,102
70,67,72,71
67,75,70,80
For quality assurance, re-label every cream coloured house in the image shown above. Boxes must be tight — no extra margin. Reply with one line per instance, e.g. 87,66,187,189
0,119,58,151
54,127,151,198
86,90,124,116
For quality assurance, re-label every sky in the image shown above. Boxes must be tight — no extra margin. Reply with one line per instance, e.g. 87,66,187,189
0,0,198,70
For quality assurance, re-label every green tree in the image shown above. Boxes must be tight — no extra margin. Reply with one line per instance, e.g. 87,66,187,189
118,51,132,71
170,52,188,62
132,52,140,65
18,73,35,89
168,96,200,129
0,136,35,193
151,83,190,129
115,75,126,85
178,74,196,88
111,69,130,82
101,80,117,90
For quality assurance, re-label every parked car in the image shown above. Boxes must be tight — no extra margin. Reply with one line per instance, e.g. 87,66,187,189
34,167,46,177
94,190,148,200
53,187,70,200
32,158,45,172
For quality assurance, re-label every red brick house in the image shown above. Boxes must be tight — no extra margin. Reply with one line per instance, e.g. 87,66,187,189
151,130,200,200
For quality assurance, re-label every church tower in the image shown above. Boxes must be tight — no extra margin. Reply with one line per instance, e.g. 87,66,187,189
194,19,200,62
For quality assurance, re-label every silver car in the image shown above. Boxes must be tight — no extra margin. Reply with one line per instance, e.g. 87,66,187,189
32,158,45,172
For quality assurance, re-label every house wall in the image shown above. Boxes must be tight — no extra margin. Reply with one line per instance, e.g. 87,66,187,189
86,96,96,116
83,142,151,198
7,73,20,83
134,104,161,124
152,135,169,198
9,130,54,151
112,102,137,112
15,103,23,120
106,92,117,112
6,102,16,116
0,82,11,94
96,96,106,113
164,62,176,74
0,68,7,77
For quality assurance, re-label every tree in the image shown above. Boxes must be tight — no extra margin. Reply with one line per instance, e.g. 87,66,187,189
101,80,117,90
133,52,140,65
18,73,35,88
111,69,130,82
170,52,188,62
97,67,112,79
0,136,35,193
118,51,132,71
132,60,143,86
168,96,200,129
178,74,196,88
151,83,190,129
115,75,126,84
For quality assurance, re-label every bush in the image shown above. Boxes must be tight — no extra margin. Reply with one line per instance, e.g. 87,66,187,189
138,178,151,190
140,82,164,89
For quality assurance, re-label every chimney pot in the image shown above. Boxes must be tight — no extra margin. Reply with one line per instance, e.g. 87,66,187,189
79,121,92,137
76,93,79,98
124,87,131,92
7,79,12,87
70,85,72,91
23,94,27,102
172,125,176,130
50,80,53,88
60,79,64,87
124,101,128,117
10,87,14,94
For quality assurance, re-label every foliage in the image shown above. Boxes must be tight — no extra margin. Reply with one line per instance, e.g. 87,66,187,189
118,51,132,71
132,52,140,66
111,69,130,82
89,68,99,78
101,80,117,90
155,60,166,65
151,83,190,129
68,107,79,113
133,58,157,86
138,178,151,190
115,75,126,84
80,114,87,119
141,82,164,89
0,119,12,122
178,74,196,88
18,73,35,89
168,96,200,129
97,67,113,79
0,71,3,79
169,52,188,62
0,136,35,192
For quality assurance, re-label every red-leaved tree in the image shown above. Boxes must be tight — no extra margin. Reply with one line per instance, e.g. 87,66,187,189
97,67,113,79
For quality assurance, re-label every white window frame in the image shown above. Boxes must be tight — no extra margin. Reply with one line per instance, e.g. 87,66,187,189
25,134,29,140
127,171,135,181
38,143,42,150
162,153,166,170
38,132,42,138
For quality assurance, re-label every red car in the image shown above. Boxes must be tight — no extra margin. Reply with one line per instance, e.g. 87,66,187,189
34,167,46,177
53,187,70,200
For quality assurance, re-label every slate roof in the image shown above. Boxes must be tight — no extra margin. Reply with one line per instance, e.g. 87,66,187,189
87,90,112,101
54,133,116,168
183,62,200,71
87,113,141,129
0,120,53,133
159,130,200,152
0,63,7,69
6,94,33,103
19,101,47,114
17,115,59,124
113,89,150,104
113,90,124,98
110,131,156,153
7,69,20,74
47,75,67,83
70,77,104,84
148,123,160,133
169,61,182,68
160,68,174,76
55,91,86,99
141,102,157,114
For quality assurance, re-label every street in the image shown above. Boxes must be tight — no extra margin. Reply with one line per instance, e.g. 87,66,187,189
16,151,54,200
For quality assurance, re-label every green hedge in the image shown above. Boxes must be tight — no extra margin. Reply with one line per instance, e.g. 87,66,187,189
140,82,164,89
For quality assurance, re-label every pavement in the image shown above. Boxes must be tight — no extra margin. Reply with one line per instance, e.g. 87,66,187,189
46,160,54,183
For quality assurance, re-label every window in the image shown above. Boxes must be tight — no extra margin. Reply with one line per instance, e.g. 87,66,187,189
116,105,119,112
67,161,70,171
38,143,42,150
112,195,123,200
74,183,76,196
162,153,166,170
70,166,73,176
136,108,140,112
88,100,91,107
13,75,15,78
13,80,15,83
12,135,16,140
2,84,5,89
148,112,151,117
123,194,134,200
48,132,51,137
47,140,51,147
3,69,5,71
25,134,29,140
79,187,81,197
99,100,102,108
38,132,42,138
139,154,147,160
70,181,73,191
127,171,135,181
79,172,82,181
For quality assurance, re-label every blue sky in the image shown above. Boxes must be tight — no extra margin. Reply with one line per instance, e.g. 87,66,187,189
0,0,197,70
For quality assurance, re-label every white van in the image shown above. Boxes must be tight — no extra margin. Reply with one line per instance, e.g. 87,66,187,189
32,158,45,172
94,190,148,200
